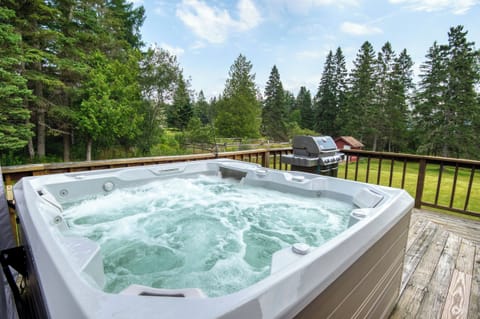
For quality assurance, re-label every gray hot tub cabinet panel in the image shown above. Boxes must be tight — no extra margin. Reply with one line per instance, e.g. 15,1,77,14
294,211,411,318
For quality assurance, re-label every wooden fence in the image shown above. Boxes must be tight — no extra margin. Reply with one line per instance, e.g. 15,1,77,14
2,147,479,218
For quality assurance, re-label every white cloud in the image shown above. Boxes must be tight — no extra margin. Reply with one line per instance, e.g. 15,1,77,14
176,0,261,44
340,22,383,36
389,0,479,15
191,41,206,50
159,43,185,56
237,0,262,30
269,0,359,15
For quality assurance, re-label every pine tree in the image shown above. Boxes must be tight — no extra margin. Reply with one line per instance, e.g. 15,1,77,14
296,87,314,130
0,7,33,152
333,47,348,134
262,65,288,141
443,26,480,158
414,26,480,158
345,41,377,147
193,91,212,125
414,41,448,155
216,54,260,137
387,49,413,152
373,42,396,151
315,50,337,136
168,73,193,131
49,0,104,161
7,0,63,159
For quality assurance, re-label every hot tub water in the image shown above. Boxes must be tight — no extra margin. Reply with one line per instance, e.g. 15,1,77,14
63,174,354,297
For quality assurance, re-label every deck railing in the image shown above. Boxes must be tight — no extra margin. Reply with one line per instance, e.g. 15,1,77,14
341,149,480,218
2,147,479,218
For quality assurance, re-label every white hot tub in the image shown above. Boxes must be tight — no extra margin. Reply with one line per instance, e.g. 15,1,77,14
13,159,413,318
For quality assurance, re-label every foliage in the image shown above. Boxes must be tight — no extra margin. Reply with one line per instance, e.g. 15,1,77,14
138,46,182,154
215,95,260,138
184,117,215,144
287,122,318,139
296,86,314,130
372,43,413,152
314,50,338,135
262,65,288,141
150,132,185,156
167,73,193,130
77,51,143,160
413,26,480,158
344,41,378,147
216,54,260,137
193,90,213,125
0,7,33,151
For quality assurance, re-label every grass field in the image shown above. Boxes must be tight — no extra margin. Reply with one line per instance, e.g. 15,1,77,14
337,158,480,220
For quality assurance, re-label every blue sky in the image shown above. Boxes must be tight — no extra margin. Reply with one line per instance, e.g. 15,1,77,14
132,0,480,99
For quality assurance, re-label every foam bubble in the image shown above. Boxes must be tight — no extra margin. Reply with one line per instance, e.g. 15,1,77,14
63,174,353,296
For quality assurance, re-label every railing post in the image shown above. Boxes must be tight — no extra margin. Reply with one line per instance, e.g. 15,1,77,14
261,150,270,168
415,159,427,209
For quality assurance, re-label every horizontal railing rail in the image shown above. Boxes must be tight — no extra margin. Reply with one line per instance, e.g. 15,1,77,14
2,147,478,218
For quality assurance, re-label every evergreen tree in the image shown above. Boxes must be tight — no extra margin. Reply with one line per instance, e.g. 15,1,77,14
333,47,348,134
315,50,337,136
49,0,107,161
262,65,288,141
414,42,448,155
168,73,193,131
194,90,213,125
414,26,479,158
0,7,33,151
6,0,63,159
345,41,377,147
372,42,396,151
283,90,298,124
387,49,413,152
296,87,314,130
216,54,260,137
64,0,145,159
443,26,480,158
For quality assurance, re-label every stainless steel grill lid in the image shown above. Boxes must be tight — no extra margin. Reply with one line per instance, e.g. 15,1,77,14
282,135,343,169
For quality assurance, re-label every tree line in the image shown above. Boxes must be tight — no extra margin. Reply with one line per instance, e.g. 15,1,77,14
1,1,479,164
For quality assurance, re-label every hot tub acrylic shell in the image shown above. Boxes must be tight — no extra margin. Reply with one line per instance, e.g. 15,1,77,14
13,159,414,318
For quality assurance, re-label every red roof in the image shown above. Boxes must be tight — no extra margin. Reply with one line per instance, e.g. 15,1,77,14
335,136,364,148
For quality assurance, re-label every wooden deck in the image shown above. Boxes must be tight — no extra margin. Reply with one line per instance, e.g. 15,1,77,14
390,209,480,319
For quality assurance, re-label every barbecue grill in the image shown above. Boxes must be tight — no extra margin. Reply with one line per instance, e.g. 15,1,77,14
281,135,343,177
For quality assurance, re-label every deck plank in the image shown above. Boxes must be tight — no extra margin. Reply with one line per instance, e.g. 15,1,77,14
415,233,460,319
390,210,480,319
405,215,428,251
398,221,439,295
467,245,479,319
441,270,472,319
